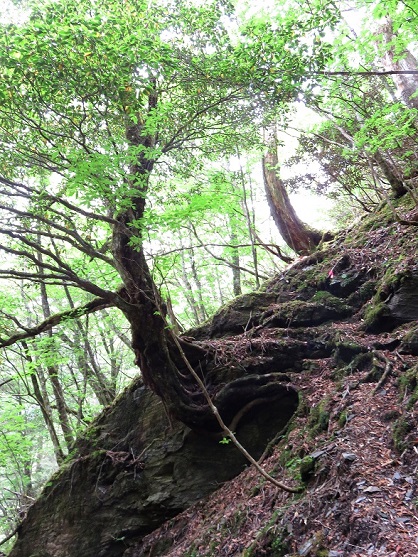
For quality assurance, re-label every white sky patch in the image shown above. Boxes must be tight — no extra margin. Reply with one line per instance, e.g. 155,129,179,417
0,0,30,24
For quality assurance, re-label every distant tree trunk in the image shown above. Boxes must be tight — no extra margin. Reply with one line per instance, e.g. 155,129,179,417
63,286,116,405
39,282,74,451
262,136,323,255
229,219,242,297
21,341,65,464
179,240,204,325
381,19,418,110
373,150,407,198
188,243,208,321
236,155,260,287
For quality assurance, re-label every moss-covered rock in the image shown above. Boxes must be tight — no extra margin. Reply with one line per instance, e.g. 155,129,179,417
10,381,298,557
262,296,352,329
399,325,418,355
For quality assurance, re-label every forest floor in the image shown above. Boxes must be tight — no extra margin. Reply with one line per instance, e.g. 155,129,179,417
135,215,418,557
137,325,418,556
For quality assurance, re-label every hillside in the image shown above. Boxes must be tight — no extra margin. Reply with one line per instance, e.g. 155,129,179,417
7,196,418,557
127,198,418,557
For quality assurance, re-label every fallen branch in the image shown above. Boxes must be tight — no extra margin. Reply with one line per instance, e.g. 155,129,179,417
171,332,303,494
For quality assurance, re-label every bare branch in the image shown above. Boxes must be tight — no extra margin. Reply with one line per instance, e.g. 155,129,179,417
0,297,116,349
314,70,418,77
187,223,269,280
0,176,118,225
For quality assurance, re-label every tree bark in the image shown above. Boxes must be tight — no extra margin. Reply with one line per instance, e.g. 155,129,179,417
229,226,242,297
108,94,291,432
109,93,215,429
262,142,323,256
21,341,65,464
381,19,418,110
39,282,75,451
373,150,407,198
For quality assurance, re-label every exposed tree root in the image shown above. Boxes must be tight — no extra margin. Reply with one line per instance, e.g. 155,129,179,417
171,332,304,494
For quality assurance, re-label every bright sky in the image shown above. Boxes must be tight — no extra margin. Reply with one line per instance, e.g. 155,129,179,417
0,0,29,24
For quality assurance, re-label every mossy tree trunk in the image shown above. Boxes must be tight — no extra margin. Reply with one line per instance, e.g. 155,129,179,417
109,94,224,431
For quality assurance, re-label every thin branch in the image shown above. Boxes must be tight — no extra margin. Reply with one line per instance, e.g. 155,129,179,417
0,377,14,389
187,223,269,280
313,70,418,77
0,176,118,225
150,241,292,258
0,297,115,349
0,523,19,547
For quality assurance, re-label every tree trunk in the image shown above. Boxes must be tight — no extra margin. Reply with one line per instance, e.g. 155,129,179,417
63,286,116,405
238,162,260,288
36,242,74,449
373,150,407,198
229,225,242,297
262,142,323,256
381,19,418,110
109,94,296,432
21,341,65,464
109,100,213,429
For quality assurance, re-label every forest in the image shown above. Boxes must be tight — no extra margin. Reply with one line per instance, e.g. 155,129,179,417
0,0,417,555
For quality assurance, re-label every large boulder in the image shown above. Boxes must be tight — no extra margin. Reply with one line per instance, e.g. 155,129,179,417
9,378,298,557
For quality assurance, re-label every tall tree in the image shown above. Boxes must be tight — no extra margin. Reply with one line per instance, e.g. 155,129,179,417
0,0,334,430
262,129,323,255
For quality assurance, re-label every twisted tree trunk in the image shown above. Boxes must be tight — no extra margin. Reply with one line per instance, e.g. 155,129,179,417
262,138,323,256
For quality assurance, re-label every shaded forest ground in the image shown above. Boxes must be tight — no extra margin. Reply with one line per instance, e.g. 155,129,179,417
127,197,418,557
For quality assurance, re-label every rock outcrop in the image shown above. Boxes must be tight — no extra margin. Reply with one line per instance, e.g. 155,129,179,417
9,375,298,557
9,198,418,557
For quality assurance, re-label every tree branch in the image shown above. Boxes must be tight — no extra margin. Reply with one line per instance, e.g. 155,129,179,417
0,176,118,226
187,223,269,280
313,70,418,77
0,297,116,349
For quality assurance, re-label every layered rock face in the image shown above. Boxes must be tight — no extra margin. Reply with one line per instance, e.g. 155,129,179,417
9,377,298,557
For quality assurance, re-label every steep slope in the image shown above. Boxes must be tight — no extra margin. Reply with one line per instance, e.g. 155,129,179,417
8,196,418,557
126,199,418,557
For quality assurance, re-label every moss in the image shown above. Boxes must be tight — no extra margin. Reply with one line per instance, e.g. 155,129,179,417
333,350,388,384
308,399,330,437
398,365,418,409
382,409,401,422
392,416,413,452
400,326,418,355
242,509,289,557
300,456,316,483
310,290,336,302
333,342,364,367
338,410,348,428
362,301,392,332
347,280,376,307
183,544,199,557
